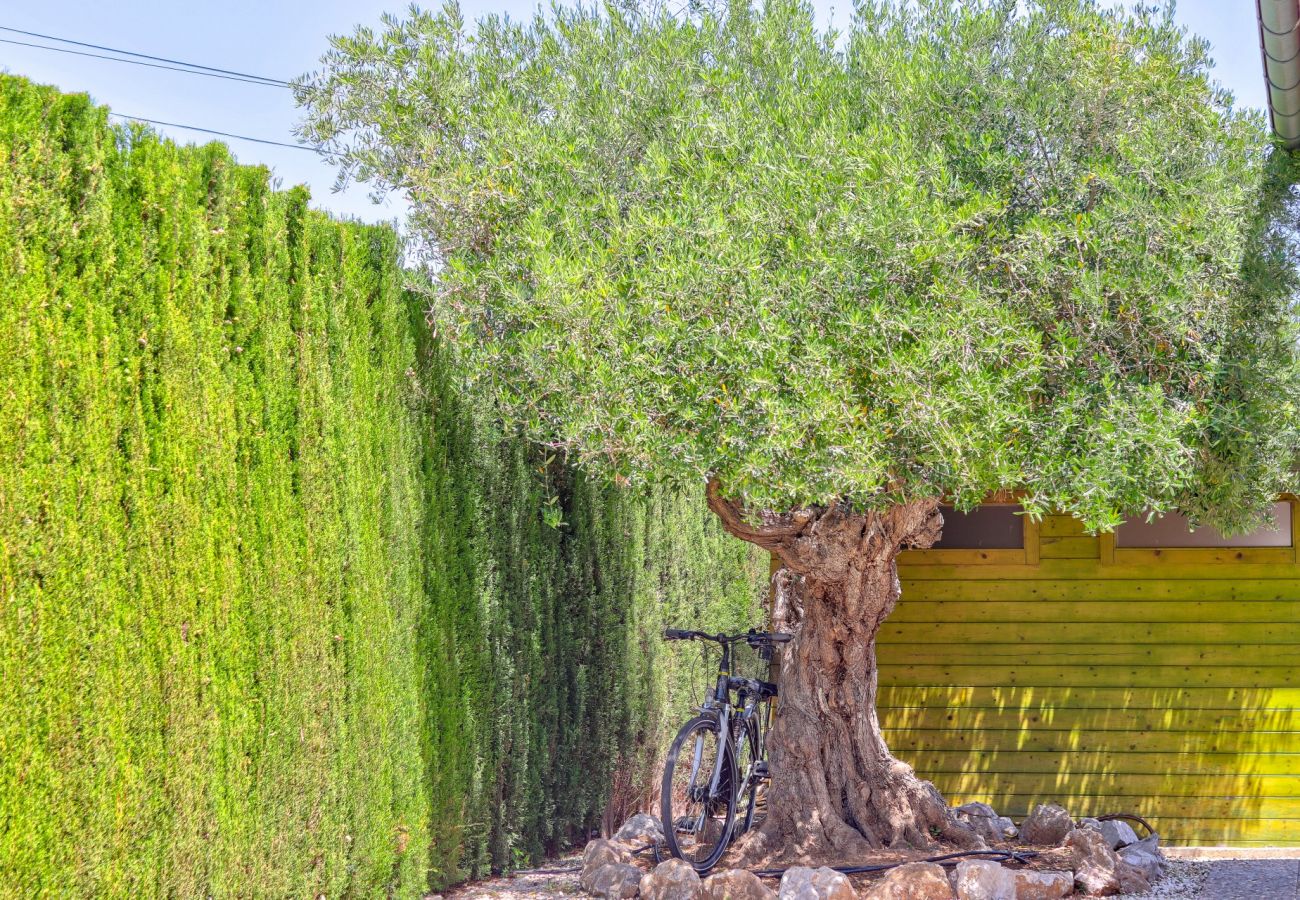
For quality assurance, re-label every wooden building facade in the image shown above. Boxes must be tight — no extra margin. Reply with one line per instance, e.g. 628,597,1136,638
868,502,1300,847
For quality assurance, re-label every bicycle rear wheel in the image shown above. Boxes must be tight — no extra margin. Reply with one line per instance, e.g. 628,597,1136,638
660,715,737,872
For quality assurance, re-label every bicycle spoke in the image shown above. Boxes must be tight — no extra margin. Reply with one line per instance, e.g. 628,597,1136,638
662,719,734,869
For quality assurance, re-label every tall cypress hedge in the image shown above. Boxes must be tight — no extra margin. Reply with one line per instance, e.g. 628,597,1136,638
0,75,766,897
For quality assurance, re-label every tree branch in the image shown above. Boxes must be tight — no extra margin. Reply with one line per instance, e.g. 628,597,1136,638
705,477,815,560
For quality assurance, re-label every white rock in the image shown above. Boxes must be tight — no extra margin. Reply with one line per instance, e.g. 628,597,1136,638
1065,827,1121,896
618,813,666,846
955,803,1017,844
778,866,857,900
957,802,1000,819
583,862,645,899
584,838,633,876
641,858,703,900
702,868,777,900
1011,870,1073,900
1118,845,1161,882
860,862,954,900
1019,805,1073,847
1097,820,1139,850
955,860,1015,900
1125,833,1161,857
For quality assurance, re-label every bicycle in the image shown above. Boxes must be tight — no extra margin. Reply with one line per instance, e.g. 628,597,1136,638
659,627,792,872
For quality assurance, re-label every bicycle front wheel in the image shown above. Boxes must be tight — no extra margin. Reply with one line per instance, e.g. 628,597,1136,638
660,715,737,872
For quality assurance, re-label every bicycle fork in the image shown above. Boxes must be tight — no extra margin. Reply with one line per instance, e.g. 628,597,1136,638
685,706,731,834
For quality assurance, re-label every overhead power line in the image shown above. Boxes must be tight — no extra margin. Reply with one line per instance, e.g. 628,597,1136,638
5,25,319,155
0,24,290,86
108,113,317,152
0,37,285,87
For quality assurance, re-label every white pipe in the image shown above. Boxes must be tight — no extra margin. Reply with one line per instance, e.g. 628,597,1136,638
1258,0,1300,149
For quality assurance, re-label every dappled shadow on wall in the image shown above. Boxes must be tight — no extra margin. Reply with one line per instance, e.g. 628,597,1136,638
880,683,1298,845
881,508,1300,847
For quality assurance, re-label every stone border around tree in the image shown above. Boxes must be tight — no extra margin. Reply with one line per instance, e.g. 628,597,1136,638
580,804,1166,900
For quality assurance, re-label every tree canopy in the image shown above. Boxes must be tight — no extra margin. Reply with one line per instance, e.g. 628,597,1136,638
297,0,1300,529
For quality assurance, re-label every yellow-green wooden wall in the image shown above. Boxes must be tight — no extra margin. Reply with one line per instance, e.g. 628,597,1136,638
875,510,1300,847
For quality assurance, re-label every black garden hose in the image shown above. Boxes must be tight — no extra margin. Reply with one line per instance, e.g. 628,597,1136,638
1095,812,1158,839
750,848,1039,879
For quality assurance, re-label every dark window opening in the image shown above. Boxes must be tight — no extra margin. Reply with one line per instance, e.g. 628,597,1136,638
1115,502,1292,548
929,505,1024,550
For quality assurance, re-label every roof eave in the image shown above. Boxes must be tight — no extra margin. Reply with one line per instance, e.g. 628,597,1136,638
1258,0,1300,149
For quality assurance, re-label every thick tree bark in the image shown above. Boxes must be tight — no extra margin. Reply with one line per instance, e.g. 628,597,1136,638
706,481,982,863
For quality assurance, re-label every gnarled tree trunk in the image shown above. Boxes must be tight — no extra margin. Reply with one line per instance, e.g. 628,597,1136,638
706,481,981,864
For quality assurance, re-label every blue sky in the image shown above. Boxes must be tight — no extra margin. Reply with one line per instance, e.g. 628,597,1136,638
0,1,1270,226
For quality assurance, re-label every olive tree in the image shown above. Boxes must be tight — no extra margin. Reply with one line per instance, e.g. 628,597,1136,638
297,0,1300,861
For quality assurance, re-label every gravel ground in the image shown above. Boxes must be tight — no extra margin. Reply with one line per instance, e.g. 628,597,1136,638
1193,859,1300,900
1114,860,1208,899
436,855,584,900
434,853,1300,898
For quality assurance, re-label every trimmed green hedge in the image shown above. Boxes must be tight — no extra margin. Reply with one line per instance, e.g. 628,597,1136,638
0,76,765,897
418,345,769,884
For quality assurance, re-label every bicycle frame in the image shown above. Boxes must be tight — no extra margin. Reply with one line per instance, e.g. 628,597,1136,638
696,639,736,818
694,635,768,830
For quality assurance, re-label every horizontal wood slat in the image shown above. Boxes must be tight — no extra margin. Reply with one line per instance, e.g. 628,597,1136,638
885,726,1300,754
897,750,1300,776
1039,536,1099,559
883,665,1300,688
881,621,1300,644
900,579,1300,601
890,600,1300,623
881,705,1300,733
898,560,1300,580
1113,547,1296,566
1040,516,1088,538
885,512,1300,846
929,783,1300,808
878,685,1300,709
879,643,1300,667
